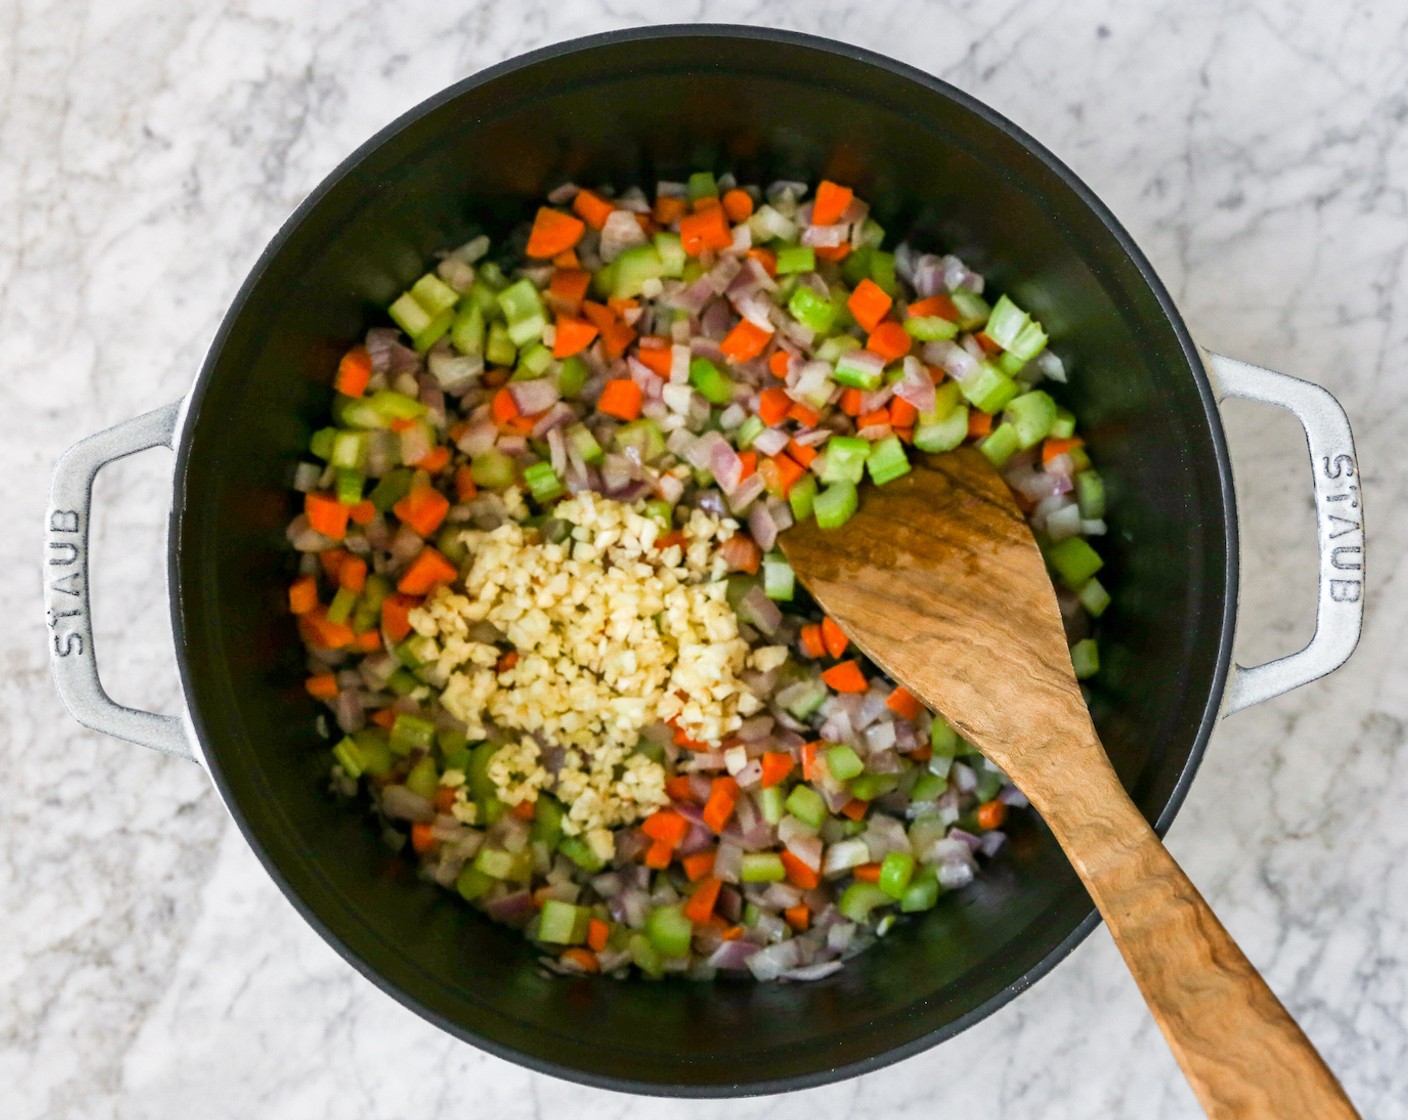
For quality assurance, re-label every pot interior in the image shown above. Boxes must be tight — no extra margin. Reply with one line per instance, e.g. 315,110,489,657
172,27,1233,1093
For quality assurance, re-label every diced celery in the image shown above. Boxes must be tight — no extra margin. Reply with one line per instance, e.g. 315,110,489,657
475,846,532,882
740,852,786,883
611,245,666,300
857,218,885,249
352,729,394,777
839,881,892,922
332,737,364,779
785,677,828,719
1051,407,1077,439
787,285,839,335
326,585,358,626
763,552,795,601
497,277,544,325
930,715,959,757
411,273,459,316
1007,318,1048,362
538,899,590,945
645,904,693,957
466,742,498,801
1046,537,1103,587
412,310,454,354
629,932,664,978
1005,391,1058,449
734,414,766,450
485,321,516,367
914,405,969,453
833,350,885,391
979,422,1021,468
404,754,439,801
523,462,564,504
436,727,469,759
389,713,436,755
687,171,718,201
367,390,426,421
506,313,546,349
866,436,912,486
960,364,1020,414
470,449,516,489
982,295,1030,351
826,745,864,781
455,865,494,902
905,316,960,341
641,499,672,530
775,244,815,274
653,232,686,278
949,291,991,331
868,251,898,296
532,794,565,848
558,834,606,873
1078,577,1111,618
974,767,1003,804
513,343,553,379
388,293,432,338
369,468,413,513
878,851,916,900
785,784,827,829
557,355,589,399
334,469,364,506
386,669,419,697
821,436,870,484
1071,638,1100,680
900,870,941,912
476,261,508,291
689,358,734,405
1076,471,1106,519
613,418,666,462
995,350,1028,377
330,430,368,470
848,772,900,801
815,334,860,365
309,428,337,460
841,245,873,287
758,786,786,826
789,474,818,522
813,481,858,529
451,300,485,356
910,771,947,803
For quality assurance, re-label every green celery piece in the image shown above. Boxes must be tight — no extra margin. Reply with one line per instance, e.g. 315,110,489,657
740,853,787,883
848,771,900,801
995,350,1028,377
763,552,795,601
496,278,544,325
789,474,818,522
974,767,1003,804
326,585,358,626
832,350,885,391
351,575,390,633
866,436,912,486
436,727,470,759
1046,537,1103,587
557,355,589,399
532,794,565,848
815,334,860,365
475,846,531,882
485,321,516,367
369,468,413,513
476,261,509,291
930,715,959,757
389,713,436,755
785,784,827,829
787,285,838,335
900,870,941,912
868,251,898,296
404,755,439,801
758,786,786,826
367,389,426,421
1005,390,1058,449
352,730,394,777
734,414,766,450
1076,471,1106,519
980,422,1021,468
1007,318,1049,362
960,364,1020,414
629,932,664,978
775,244,815,274
949,290,991,331
334,469,363,506
412,309,454,353
1071,638,1100,680
913,405,969,453
982,295,1030,350
839,881,892,923
1050,408,1077,439
905,316,960,342
523,461,564,504
309,428,337,460
909,770,947,803
564,421,603,464
505,312,546,349
841,245,874,287
411,273,459,316
857,218,885,249
1078,577,1112,617
538,900,590,945
878,851,916,899
558,834,606,873
641,499,672,530
611,244,666,300
385,669,419,697
813,481,858,529
645,904,693,957
653,232,686,278
451,300,486,356
513,343,553,379
826,744,864,781
470,449,516,489
821,436,870,485
455,865,494,902
689,358,734,405
388,293,432,338
330,430,367,470
613,418,666,462
687,171,718,201
331,737,364,779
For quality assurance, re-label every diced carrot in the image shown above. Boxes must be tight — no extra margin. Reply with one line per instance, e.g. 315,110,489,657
356,630,382,652
641,809,689,848
886,685,922,720
633,213,656,238
768,349,792,378
525,207,585,259
634,338,674,377
968,410,993,438
821,659,868,693
748,247,778,277
560,947,600,973
857,408,890,431
337,555,368,594
552,316,598,359
720,925,745,941
491,387,520,425
454,465,478,503
393,486,451,537
654,194,688,225
736,450,757,480
975,331,1003,356
840,387,865,416
847,278,893,334
683,876,723,925
334,346,372,398
853,862,883,882
288,575,318,615
1042,436,1085,464
812,180,854,226
692,196,722,213
908,742,933,763
482,368,508,388
799,623,826,659
547,268,591,315
389,418,418,434
787,400,820,427
397,547,457,596
606,296,639,319
433,786,458,813
721,318,772,364
597,378,643,421
586,918,610,953
511,798,536,821
349,500,376,526
719,534,761,574
889,398,919,428
670,718,709,751
581,300,636,359
644,838,674,869
369,708,397,729
907,293,960,321
654,529,688,551
814,243,850,261
679,205,732,255
756,387,791,426
821,617,849,658
412,444,450,473
304,492,349,540
665,775,696,803
299,607,355,651
701,776,740,833
801,741,821,782
787,439,818,467
496,650,519,674
721,188,754,223
305,673,338,701
784,904,811,932
571,188,615,230
551,249,580,269
841,799,870,821
779,850,821,891
759,752,795,789
410,822,437,854
977,799,1009,830
681,850,716,882
762,453,806,498
867,320,912,363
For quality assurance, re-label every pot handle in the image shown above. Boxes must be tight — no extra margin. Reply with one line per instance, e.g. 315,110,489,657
1208,354,1364,715
44,401,195,760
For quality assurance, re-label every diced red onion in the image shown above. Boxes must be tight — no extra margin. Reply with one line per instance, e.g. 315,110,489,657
292,461,322,493
751,427,790,457
599,209,647,262
456,420,498,457
782,960,844,982
747,502,780,552
380,785,434,822
747,939,802,981
708,939,760,971
894,356,937,414
485,890,536,925
801,223,847,248
509,378,560,415
399,424,432,466
979,830,1007,858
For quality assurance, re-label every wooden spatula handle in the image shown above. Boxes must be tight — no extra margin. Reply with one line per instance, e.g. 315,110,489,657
1035,753,1358,1119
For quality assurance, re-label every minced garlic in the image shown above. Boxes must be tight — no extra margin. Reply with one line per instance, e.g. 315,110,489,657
407,492,763,840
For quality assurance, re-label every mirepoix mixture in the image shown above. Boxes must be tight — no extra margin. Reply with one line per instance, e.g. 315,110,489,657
284,174,1110,981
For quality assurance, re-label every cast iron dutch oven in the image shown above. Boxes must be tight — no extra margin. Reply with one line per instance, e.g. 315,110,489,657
44,26,1365,1096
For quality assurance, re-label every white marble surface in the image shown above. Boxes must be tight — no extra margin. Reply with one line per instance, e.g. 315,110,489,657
4,1,1406,1116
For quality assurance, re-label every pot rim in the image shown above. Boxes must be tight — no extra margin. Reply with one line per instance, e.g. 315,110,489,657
169,23,1239,1097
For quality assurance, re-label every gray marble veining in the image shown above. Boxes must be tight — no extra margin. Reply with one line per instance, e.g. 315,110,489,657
4,1,1406,1117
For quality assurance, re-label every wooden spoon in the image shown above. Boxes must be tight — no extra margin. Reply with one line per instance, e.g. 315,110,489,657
780,447,1358,1120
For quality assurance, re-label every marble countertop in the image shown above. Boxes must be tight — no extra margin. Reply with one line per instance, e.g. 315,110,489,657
5,1,1406,1116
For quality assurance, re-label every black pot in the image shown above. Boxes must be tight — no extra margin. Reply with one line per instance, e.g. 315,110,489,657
44,25,1364,1097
